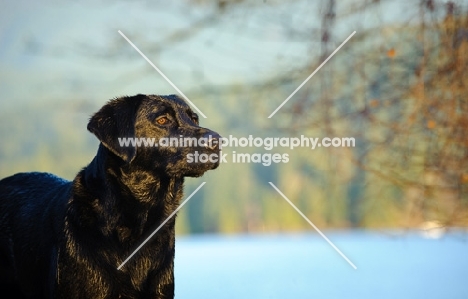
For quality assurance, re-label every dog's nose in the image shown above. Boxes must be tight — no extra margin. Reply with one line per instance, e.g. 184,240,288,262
202,132,222,150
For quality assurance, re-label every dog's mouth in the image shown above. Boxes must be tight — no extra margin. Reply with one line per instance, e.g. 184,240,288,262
181,135,222,176
186,147,221,167
145,131,222,177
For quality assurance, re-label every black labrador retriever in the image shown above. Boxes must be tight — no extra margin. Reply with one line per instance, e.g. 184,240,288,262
0,94,221,299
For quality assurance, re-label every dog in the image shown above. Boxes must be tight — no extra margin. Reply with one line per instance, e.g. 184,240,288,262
0,94,221,298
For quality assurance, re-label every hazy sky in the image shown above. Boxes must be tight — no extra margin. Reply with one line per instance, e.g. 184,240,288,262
0,0,425,109
1,0,317,107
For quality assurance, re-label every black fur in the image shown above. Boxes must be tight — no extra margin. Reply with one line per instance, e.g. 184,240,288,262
0,94,221,298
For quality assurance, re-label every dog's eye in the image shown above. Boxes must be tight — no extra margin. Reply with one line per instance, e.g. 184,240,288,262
156,116,169,125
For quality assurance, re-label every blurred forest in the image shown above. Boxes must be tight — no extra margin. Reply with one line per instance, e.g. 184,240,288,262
0,0,467,234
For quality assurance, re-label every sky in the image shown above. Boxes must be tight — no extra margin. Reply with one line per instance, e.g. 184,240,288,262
0,0,445,110
0,0,315,109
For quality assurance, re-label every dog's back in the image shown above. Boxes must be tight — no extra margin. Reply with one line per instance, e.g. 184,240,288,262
0,172,71,297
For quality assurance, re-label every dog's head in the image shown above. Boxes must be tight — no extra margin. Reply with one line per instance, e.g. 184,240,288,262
87,94,221,177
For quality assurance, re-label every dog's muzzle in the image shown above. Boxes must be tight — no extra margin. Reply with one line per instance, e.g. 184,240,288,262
201,132,222,151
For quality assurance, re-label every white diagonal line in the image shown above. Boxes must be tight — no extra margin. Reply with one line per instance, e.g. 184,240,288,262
117,182,206,270
268,31,356,118
118,30,207,119
269,182,357,270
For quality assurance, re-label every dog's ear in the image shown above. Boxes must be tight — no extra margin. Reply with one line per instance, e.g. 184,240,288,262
87,95,144,163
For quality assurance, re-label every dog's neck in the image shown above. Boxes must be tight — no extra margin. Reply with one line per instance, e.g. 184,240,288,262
75,144,184,242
